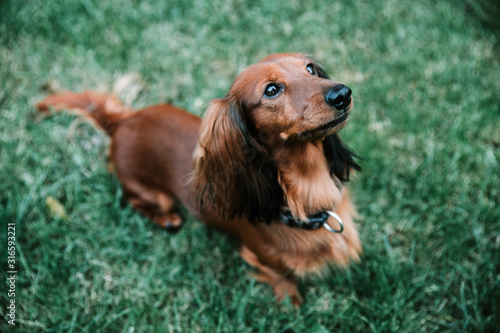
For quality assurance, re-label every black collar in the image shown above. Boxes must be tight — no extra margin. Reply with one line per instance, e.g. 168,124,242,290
279,210,344,233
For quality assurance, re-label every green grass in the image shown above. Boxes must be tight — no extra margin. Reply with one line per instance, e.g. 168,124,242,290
1,0,499,331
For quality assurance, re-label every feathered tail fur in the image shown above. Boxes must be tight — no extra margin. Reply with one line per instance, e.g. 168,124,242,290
36,91,134,135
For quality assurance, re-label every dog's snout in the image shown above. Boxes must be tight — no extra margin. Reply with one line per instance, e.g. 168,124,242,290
325,85,352,110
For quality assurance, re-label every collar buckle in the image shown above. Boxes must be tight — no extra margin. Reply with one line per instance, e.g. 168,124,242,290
279,210,344,233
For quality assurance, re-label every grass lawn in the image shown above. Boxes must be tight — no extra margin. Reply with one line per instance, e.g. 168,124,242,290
1,0,499,332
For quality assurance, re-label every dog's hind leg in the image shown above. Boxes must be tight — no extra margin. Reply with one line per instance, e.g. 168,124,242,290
123,180,183,232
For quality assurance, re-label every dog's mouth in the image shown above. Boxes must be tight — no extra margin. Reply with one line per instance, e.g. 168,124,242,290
315,113,349,132
299,111,350,138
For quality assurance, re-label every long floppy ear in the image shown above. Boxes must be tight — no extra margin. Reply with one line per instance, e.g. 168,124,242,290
191,97,282,223
312,59,362,181
323,133,362,183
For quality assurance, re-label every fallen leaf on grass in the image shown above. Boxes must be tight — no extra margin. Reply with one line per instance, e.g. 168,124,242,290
45,196,69,221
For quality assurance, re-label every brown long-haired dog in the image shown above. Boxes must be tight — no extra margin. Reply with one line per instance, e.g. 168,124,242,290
37,53,362,305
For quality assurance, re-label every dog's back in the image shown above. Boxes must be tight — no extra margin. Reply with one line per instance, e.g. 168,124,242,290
37,91,201,230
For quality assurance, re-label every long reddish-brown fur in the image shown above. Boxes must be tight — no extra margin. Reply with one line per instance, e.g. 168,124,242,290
37,53,362,305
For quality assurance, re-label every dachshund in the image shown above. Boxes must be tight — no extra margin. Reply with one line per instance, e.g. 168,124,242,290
37,53,362,305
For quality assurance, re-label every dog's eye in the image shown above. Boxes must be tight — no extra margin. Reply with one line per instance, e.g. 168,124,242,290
306,64,316,76
264,83,282,98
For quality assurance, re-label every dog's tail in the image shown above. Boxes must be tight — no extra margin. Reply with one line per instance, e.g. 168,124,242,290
37,91,134,135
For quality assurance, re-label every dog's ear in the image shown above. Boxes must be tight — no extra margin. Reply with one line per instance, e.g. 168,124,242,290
310,59,360,180
323,133,362,182
191,97,282,223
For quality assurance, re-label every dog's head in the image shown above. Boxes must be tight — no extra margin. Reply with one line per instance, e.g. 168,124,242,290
229,53,353,142
192,53,360,222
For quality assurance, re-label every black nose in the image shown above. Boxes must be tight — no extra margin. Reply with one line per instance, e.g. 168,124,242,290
325,85,352,110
